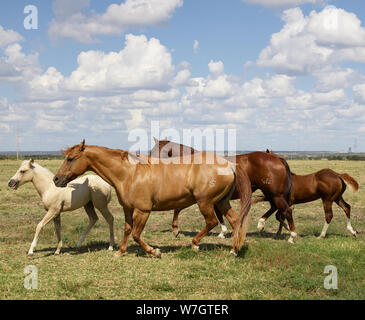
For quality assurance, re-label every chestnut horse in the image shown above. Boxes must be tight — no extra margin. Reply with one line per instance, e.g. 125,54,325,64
151,139,296,242
255,150,359,238
54,140,252,257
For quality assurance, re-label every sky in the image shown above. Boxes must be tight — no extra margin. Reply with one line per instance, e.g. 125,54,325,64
0,0,365,152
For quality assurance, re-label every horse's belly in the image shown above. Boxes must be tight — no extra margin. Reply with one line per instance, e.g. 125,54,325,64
152,196,195,211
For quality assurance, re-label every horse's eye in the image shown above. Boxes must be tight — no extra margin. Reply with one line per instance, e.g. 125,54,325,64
20,170,26,174
67,158,74,163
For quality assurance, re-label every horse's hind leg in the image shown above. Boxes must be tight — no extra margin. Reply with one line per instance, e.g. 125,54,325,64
214,205,228,238
77,201,98,248
257,202,276,232
318,200,333,239
97,205,115,250
172,209,181,238
275,211,290,236
192,202,219,251
336,196,357,237
53,215,62,255
273,197,296,243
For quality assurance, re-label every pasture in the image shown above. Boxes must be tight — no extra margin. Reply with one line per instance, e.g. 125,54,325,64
0,159,364,300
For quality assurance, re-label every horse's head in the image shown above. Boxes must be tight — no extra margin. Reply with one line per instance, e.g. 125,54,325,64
150,137,173,158
8,159,35,190
54,139,88,188
266,149,277,156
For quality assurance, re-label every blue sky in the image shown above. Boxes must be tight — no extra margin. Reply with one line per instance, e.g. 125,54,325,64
0,0,365,152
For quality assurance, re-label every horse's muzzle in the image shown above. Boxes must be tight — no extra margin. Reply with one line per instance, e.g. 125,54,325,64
8,179,19,190
53,175,68,188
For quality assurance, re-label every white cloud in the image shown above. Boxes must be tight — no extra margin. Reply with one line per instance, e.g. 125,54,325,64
241,0,325,8
313,66,362,91
49,0,183,43
257,7,365,75
208,60,224,75
0,43,41,83
0,26,23,48
353,83,365,103
65,34,174,92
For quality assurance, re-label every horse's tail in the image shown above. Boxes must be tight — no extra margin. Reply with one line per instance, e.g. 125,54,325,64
338,173,359,192
266,150,292,204
233,163,252,252
279,157,292,203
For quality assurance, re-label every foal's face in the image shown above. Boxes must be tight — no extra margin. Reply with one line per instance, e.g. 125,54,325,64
53,140,88,188
8,159,35,190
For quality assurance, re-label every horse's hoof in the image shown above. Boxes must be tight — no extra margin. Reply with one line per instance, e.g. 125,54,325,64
27,253,33,259
108,246,114,251
114,251,123,259
218,233,225,239
192,244,199,251
317,235,325,239
153,249,162,258
54,251,60,256
173,230,180,238
257,219,265,232
230,250,237,257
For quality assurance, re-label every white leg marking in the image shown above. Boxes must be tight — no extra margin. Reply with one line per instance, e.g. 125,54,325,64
218,224,228,238
318,222,329,238
346,218,357,236
257,218,266,232
288,231,297,243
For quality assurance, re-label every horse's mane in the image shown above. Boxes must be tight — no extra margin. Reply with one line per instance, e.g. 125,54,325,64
62,145,77,156
33,163,55,179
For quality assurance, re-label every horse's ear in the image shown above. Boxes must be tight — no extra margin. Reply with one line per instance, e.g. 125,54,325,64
162,136,168,141
79,139,85,152
121,151,129,161
153,137,159,144
29,158,34,167
266,149,270,153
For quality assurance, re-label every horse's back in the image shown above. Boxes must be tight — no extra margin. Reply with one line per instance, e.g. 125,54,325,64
66,175,111,209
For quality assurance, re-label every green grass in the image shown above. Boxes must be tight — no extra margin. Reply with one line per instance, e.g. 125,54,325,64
0,159,364,299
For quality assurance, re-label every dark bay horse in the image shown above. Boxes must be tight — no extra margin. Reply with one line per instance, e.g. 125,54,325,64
151,138,296,242
255,150,359,238
54,140,252,257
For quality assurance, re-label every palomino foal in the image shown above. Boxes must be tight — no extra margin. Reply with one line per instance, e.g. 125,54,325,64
8,159,115,257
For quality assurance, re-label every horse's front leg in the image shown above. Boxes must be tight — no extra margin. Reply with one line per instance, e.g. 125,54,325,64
53,215,62,255
115,206,133,258
28,209,59,257
172,209,181,237
131,208,161,258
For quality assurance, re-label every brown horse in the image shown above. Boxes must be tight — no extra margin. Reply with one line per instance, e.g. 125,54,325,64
151,139,296,242
54,140,252,257
255,150,359,238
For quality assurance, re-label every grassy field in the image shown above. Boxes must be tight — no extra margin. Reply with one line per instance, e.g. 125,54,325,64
0,159,364,300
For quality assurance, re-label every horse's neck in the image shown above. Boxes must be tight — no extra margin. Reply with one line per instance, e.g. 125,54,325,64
32,166,56,198
85,147,131,187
